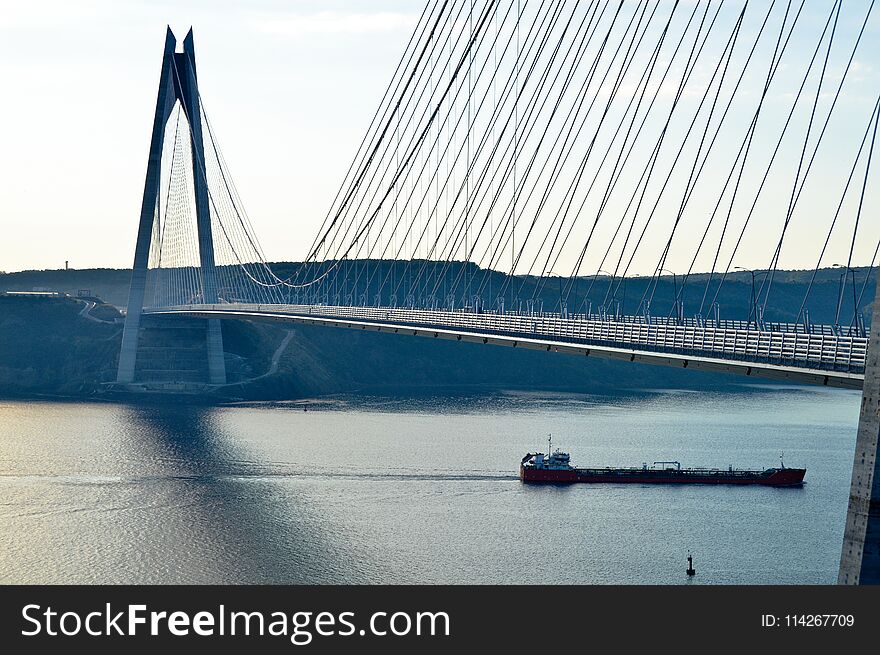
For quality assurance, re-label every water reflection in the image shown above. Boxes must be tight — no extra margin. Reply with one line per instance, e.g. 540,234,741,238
122,404,380,584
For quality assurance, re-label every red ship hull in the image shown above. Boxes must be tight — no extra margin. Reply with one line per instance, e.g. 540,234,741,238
520,464,805,487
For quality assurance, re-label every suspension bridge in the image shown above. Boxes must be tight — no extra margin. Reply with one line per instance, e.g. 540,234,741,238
115,2,879,584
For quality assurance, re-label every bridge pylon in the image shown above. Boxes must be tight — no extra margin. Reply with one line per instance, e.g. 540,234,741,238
117,27,226,386
839,272,880,584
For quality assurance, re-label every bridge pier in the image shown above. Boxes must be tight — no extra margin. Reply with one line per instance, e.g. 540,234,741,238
117,27,225,385
839,277,880,584
205,318,226,385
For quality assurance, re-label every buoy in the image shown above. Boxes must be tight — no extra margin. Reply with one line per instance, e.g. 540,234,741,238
686,551,696,576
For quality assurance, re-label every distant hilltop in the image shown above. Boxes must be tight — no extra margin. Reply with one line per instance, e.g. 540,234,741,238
1,263,875,327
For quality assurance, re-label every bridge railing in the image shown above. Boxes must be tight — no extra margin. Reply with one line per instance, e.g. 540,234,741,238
154,303,868,374
500,310,863,337
258,298,866,336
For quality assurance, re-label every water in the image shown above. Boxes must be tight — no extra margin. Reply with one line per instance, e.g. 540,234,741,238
0,386,859,584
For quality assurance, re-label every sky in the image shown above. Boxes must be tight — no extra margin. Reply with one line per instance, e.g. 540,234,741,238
0,0,422,272
0,0,878,275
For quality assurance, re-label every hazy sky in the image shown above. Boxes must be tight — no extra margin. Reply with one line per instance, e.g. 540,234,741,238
0,0,422,272
1,0,878,274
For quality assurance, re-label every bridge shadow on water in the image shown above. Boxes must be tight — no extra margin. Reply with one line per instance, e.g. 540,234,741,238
121,403,382,584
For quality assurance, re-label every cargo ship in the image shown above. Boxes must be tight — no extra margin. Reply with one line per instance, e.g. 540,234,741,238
520,437,805,487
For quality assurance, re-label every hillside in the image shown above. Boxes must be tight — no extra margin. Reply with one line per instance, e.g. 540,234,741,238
0,294,746,401
0,264,873,400
2,263,874,327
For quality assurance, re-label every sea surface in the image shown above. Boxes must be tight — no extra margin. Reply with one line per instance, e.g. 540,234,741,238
0,386,860,584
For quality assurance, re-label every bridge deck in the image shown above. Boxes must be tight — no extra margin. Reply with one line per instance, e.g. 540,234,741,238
144,303,866,390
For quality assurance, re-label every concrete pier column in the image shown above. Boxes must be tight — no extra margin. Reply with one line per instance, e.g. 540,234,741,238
177,29,225,384
205,318,226,384
117,28,177,384
839,275,880,584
